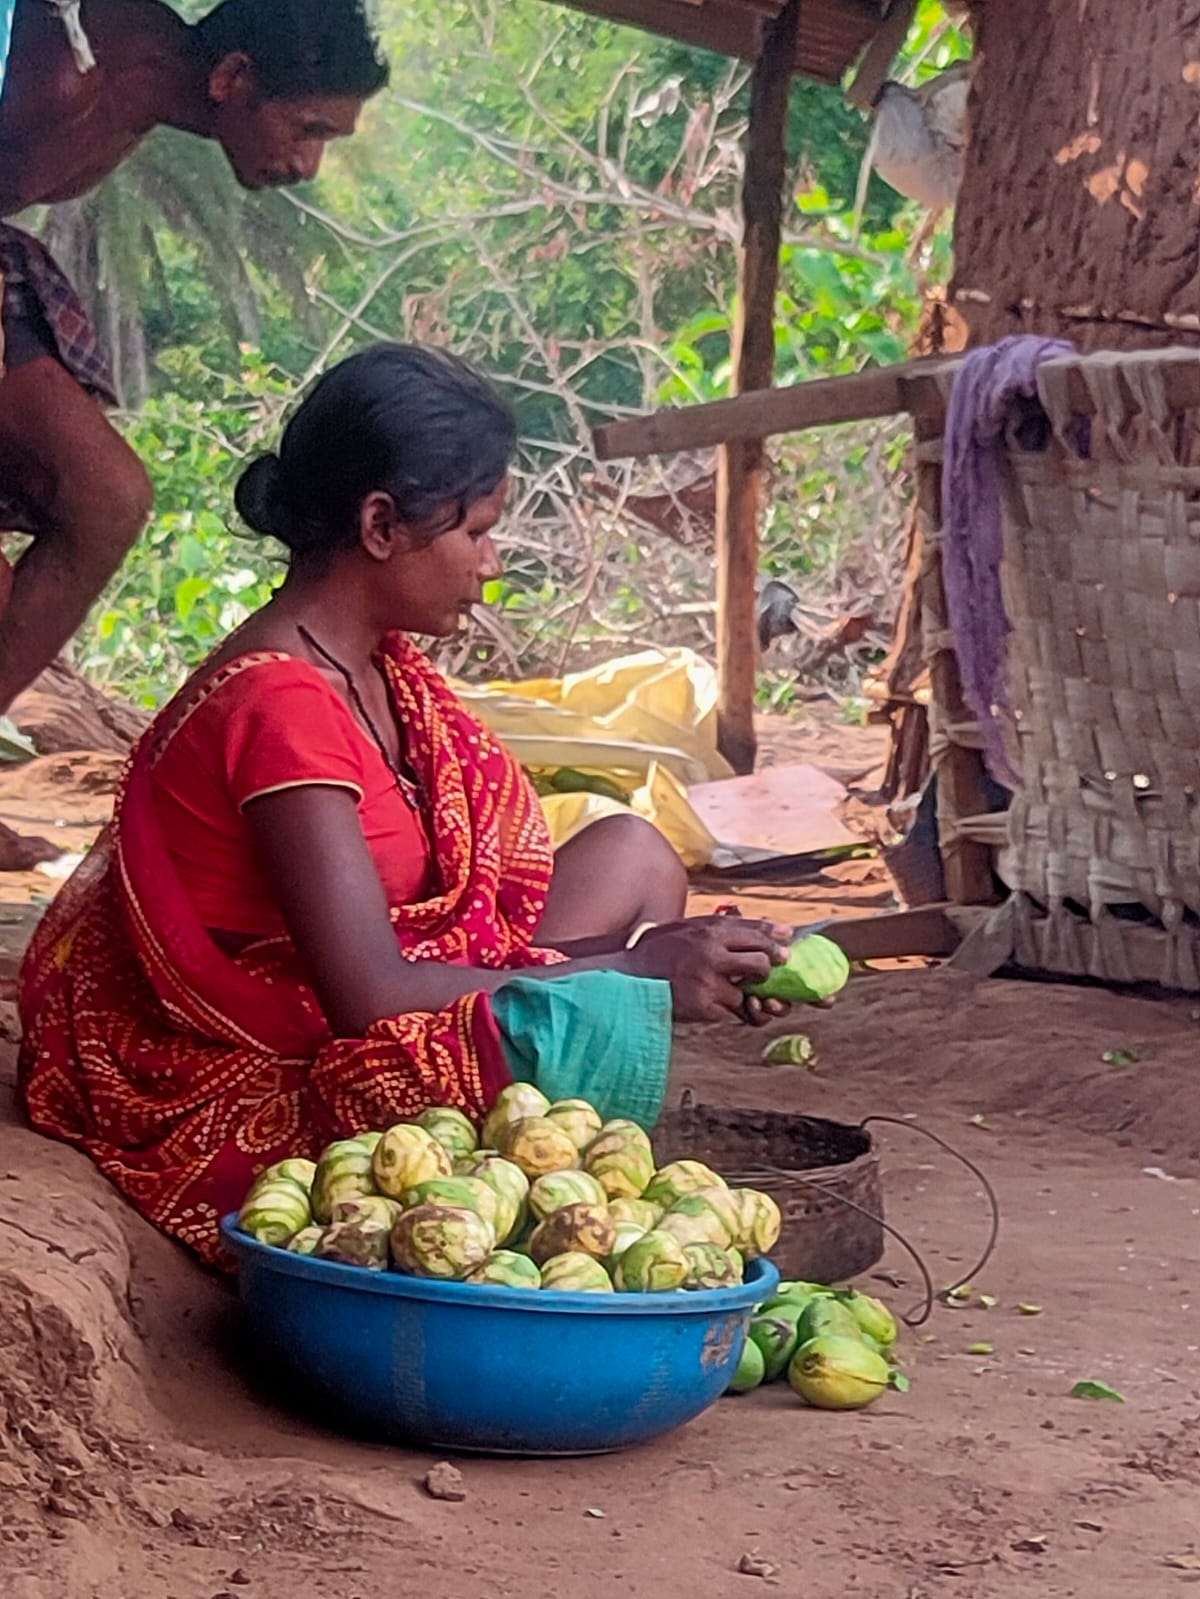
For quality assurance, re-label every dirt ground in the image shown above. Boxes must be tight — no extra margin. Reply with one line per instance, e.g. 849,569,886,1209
2,707,1199,1599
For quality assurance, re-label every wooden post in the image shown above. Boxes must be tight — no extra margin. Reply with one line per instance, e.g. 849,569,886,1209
715,0,801,774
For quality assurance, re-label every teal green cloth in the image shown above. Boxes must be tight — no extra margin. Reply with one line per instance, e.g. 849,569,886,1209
491,970,672,1128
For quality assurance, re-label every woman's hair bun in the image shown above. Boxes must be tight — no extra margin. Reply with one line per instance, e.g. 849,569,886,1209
233,452,290,542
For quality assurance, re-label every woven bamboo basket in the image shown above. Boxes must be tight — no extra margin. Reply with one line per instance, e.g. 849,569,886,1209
654,1101,884,1283
957,348,1200,988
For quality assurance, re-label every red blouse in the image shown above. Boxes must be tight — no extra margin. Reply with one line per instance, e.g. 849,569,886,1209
151,655,434,936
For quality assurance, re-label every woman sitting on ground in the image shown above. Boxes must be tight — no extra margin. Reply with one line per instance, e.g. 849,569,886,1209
18,344,790,1267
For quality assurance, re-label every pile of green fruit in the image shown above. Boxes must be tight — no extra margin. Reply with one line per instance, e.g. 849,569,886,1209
729,1279,905,1410
237,1084,782,1295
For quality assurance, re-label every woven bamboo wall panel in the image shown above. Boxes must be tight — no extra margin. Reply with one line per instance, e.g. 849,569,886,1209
998,351,1200,949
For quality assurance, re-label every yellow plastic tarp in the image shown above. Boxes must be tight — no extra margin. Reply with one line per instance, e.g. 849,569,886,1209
452,648,728,868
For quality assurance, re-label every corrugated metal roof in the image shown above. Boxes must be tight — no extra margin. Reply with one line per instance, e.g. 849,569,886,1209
538,0,887,85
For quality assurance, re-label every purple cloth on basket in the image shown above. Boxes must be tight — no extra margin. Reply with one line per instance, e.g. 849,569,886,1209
941,336,1076,787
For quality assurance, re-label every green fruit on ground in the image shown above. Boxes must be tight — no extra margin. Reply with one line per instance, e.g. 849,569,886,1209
238,1177,313,1246
642,1160,725,1211
608,1197,662,1230
749,1303,807,1382
248,1157,316,1197
660,1187,741,1250
528,1169,608,1221
761,1033,816,1067
330,1195,402,1230
730,1188,783,1259
539,1253,614,1293
311,1140,377,1223
317,1217,390,1270
400,1176,500,1234
482,1084,551,1150
727,1335,766,1394
787,1335,892,1410
744,933,850,1005
529,1202,617,1265
466,1250,543,1289
543,1098,603,1151
286,1225,325,1256
583,1122,655,1200
612,1229,689,1292
606,1220,650,1268
796,1297,864,1347
836,1288,899,1348
498,1117,580,1180
371,1124,453,1199
416,1106,479,1162
390,1204,495,1279
682,1243,743,1290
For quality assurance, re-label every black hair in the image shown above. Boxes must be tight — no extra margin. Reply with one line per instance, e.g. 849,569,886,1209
193,0,389,101
235,344,517,560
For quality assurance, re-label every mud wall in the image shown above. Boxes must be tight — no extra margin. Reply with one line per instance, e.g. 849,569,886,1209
953,0,1200,350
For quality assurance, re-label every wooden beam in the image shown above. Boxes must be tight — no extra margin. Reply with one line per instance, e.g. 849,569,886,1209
594,356,960,459
845,0,918,110
593,350,1200,459
716,0,802,775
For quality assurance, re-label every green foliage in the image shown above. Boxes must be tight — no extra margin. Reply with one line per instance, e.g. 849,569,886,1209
52,0,968,698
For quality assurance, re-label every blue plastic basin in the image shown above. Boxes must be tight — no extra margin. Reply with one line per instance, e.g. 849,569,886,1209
221,1216,778,1455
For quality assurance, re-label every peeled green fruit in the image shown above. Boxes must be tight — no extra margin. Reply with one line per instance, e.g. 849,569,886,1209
401,1176,500,1233
837,1289,899,1348
238,1177,312,1246
249,1157,316,1197
796,1296,864,1347
609,1197,662,1230
612,1229,689,1292
529,1202,617,1266
466,1250,542,1289
660,1187,741,1250
544,1098,603,1151
330,1195,401,1230
311,1140,377,1223
583,1122,655,1200
607,1221,650,1266
499,1117,580,1180
455,1154,528,1244
681,1243,743,1290
372,1124,453,1199
482,1084,550,1150
731,1188,782,1259
744,933,850,1004
749,1303,807,1382
540,1253,615,1292
643,1160,725,1211
286,1225,325,1256
727,1336,766,1394
390,1203,495,1280
528,1169,608,1221
355,1131,383,1155
787,1335,891,1410
317,1217,390,1270
416,1106,479,1162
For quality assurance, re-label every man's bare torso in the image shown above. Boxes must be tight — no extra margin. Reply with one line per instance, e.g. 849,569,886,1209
0,0,191,215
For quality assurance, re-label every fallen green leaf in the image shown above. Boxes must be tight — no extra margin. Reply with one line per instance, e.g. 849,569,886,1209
1070,1380,1124,1403
1101,1048,1143,1067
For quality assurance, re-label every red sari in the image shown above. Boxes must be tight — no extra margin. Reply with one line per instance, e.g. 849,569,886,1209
18,634,558,1266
